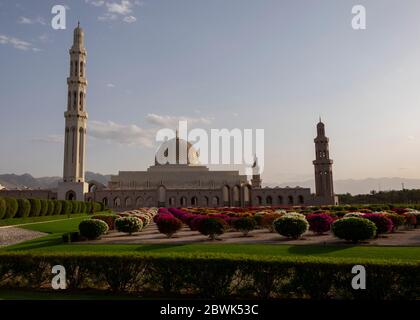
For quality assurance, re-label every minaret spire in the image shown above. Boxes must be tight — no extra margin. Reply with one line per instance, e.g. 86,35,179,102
313,119,336,205
58,24,88,201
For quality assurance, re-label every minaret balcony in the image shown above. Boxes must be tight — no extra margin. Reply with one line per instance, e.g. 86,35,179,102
67,77,88,85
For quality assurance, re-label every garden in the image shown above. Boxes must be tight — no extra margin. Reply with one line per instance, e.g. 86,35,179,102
1,204,419,300
69,205,420,246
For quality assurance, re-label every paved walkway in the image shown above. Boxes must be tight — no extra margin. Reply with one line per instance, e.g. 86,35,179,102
92,224,420,246
0,227,46,247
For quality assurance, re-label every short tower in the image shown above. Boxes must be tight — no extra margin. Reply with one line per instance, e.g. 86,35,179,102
313,119,336,205
58,24,88,201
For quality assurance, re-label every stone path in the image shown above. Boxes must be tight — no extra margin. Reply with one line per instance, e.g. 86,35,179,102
0,227,46,247
91,224,420,246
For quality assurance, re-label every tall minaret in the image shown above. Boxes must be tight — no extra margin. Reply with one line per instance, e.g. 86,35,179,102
58,23,88,201
251,155,262,188
313,119,335,204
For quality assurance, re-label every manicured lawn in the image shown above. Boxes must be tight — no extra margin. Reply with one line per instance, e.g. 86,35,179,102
0,213,90,227
2,214,419,262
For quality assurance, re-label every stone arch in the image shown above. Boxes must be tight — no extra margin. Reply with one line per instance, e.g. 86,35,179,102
266,195,273,206
169,197,176,207
278,196,283,205
114,197,121,208
136,196,144,207
158,186,166,206
298,195,304,204
233,185,240,207
125,196,132,208
222,185,230,206
211,196,219,207
102,197,108,206
191,196,198,207
66,190,76,200
288,195,294,205
180,196,187,207
243,185,251,205
203,196,209,207
256,196,262,206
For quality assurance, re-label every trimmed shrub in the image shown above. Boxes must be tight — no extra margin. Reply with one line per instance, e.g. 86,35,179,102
306,213,334,235
332,217,377,243
16,198,31,218
261,213,283,232
91,202,102,213
85,201,92,214
40,199,49,216
79,202,86,214
403,212,417,228
115,217,143,235
47,200,55,216
156,215,183,238
384,213,405,231
232,217,257,236
4,198,19,219
78,219,109,240
363,214,393,235
53,200,62,215
61,200,72,215
197,218,227,240
273,216,309,239
29,198,41,217
92,214,119,230
71,201,79,214
189,215,208,231
0,198,6,219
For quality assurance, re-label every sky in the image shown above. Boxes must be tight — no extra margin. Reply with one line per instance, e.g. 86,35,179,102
1,0,420,184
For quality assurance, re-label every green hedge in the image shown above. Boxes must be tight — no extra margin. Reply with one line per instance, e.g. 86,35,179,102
61,200,72,215
53,200,62,215
0,197,99,219
0,198,6,219
0,253,417,299
47,200,55,216
4,198,18,219
40,199,49,216
16,199,31,218
29,199,41,217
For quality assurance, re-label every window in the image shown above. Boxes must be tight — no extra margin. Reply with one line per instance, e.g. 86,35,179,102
73,92,77,109
79,92,83,110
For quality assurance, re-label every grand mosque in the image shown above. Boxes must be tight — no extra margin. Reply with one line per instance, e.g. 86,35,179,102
1,25,338,209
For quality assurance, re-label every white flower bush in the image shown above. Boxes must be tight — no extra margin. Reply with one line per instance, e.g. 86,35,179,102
283,212,306,220
343,212,365,218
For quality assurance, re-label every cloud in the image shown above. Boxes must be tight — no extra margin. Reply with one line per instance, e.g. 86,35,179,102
123,15,137,23
85,0,105,7
106,0,133,15
32,134,64,144
98,13,118,21
145,114,213,128
17,16,46,25
106,83,116,88
0,34,40,51
89,0,139,23
89,120,155,147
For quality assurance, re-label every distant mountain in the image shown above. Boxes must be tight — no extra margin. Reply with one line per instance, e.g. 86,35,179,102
0,172,111,190
265,177,420,195
1,172,419,195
